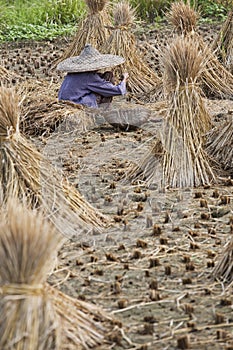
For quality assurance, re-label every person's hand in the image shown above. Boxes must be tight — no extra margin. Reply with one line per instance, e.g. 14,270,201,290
122,72,129,81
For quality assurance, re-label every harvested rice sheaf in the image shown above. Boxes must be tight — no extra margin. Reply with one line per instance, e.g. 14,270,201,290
102,1,162,97
0,200,114,349
212,9,233,73
127,37,216,188
206,116,233,174
0,85,108,235
18,79,94,136
167,0,233,100
160,37,216,187
212,236,233,283
55,0,111,65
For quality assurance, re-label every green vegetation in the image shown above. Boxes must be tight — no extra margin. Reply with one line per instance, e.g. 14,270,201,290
0,0,231,43
0,0,85,42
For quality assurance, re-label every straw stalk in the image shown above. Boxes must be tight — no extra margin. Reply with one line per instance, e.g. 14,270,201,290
102,1,162,97
212,236,233,283
206,116,233,175
0,86,108,236
167,0,233,100
56,0,111,65
212,9,233,73
0,200,114,349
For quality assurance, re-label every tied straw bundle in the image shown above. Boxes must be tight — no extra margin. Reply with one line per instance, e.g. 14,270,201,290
18,79,94,136
102,1,162,97
205,115,233,175
127,36,216,188
167,0,233,100
0,85,108,236
212,236,233,283
54,0,111,66
212,8,233,73
0,200,114,349
160,36,216,188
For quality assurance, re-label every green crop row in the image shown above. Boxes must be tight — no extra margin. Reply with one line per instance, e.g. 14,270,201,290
0,0,231,42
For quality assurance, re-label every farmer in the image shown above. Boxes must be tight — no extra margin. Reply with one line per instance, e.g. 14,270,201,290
57,44,129,108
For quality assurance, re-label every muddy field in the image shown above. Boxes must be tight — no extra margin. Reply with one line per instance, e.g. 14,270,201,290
1,22,233,350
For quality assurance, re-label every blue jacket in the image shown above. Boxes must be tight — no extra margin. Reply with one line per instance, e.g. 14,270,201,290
58,72,127,108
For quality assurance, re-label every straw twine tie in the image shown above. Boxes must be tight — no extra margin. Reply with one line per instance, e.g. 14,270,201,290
0,283,44,297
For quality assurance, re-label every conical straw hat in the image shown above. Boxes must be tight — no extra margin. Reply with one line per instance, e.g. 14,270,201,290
57,44,125,73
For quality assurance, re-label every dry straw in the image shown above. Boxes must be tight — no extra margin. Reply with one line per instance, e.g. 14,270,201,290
0,200,114,349
127,37,216,188
0,200,61,349
167,0,233,100
54,0,111,67
0,85,108,235
0,65,21,85
18,79,94,136
212,9,233,73
102,0,162,97
206,116,233,175
160,36,215,187
212,237,233,283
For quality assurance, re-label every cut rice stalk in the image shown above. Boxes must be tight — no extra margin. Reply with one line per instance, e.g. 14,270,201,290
212,9,233,73
0,86,108,236
206,116,233,174
126,36,217,188
212,237,233,283
102,1,162,98
52,0,111,68
0,200,62,350
167,0,233,100
18,79,95,136
0,200,114,349
160,36,216,187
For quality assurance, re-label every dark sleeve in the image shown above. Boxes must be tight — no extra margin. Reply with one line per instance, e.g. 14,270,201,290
87,74,127,97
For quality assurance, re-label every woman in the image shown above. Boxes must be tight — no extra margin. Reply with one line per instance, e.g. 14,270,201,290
57,44,129,108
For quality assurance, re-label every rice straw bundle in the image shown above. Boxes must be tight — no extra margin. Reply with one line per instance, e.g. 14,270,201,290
102,1,162,97
18,79,94,136
167,0,233,100
127,37,216,187
160,36,216,187
125,139,164,185
56,0,111,64
206,116,233,174
212,9,233,73
166,0,198,35
0,86,108,236
0,200,62,349
212,237,233,283
0,200,114,349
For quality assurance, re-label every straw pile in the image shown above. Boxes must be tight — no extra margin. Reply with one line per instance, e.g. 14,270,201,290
212,236,233,283
102,1,162,97
18,79,94,136
0,200,61,349
127,37,216,188
205,115,233,175
0,200,114,349
167,0,233,100
167,0,198,35
56,0,111,64
0,85,108,235
160,36,216,187
212,9,233,73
